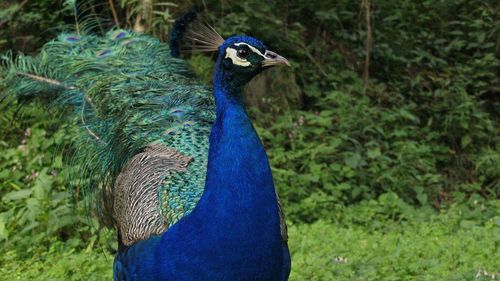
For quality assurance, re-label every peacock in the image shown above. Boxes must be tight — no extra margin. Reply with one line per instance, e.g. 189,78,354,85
1,9,291,281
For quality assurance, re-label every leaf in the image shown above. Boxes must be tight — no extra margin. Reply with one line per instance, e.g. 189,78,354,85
416,192,428,205
493,216,500,227
459,220,476,229
461,135,472,148
0,216,8,241
2,189,32,201
399,109,419,123
367,148,381,159
344,153,361,169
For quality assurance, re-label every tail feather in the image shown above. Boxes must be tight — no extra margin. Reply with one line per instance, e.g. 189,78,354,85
1,30,214,226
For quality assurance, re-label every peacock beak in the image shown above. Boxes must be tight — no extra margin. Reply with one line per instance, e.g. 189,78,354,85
262,50,291,67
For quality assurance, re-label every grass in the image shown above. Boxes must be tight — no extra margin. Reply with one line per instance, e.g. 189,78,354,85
1,246,112,281
1,204,499,281
289,218,499,280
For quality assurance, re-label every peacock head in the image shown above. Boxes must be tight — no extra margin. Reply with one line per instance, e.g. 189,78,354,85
216,36,290,86
170,11,290,88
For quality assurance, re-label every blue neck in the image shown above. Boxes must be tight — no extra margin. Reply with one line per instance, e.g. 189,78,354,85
193,63,278,224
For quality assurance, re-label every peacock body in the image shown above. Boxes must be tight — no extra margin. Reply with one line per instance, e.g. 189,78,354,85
1,12,290,281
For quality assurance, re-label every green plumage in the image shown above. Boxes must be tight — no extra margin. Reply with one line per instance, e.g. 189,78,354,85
1,30,215,229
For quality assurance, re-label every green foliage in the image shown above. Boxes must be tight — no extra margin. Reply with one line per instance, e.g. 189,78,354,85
0,105,116,260
118,0,180,41
232,0,500,222
289,205,500,281
0,0,72,53
1,241,112,280
260,86,498,222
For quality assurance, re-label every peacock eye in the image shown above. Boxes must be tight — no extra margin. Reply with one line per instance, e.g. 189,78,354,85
237,46,250,59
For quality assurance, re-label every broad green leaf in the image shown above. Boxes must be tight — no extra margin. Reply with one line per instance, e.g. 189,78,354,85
2,189,32,201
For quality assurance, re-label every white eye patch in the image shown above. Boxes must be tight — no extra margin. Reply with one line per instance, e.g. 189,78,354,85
225,47,251,66
224,42,267,67
234,42,266,58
